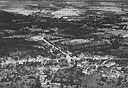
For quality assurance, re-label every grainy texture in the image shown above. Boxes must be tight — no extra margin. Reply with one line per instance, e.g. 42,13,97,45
0,0,128,88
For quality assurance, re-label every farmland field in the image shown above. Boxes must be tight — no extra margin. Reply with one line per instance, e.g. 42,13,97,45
0,0,128,88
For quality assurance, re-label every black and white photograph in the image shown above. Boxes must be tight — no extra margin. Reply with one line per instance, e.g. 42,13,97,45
0,0,128,88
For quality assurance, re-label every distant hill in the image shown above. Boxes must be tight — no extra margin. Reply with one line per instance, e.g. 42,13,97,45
0,10,27,23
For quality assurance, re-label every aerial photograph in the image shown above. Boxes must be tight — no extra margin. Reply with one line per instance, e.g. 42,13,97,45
0,0,128,88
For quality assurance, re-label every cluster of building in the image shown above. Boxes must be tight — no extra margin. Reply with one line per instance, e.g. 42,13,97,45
0,52,128,88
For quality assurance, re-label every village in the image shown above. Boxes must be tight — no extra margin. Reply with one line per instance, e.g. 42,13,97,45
1,0,128,88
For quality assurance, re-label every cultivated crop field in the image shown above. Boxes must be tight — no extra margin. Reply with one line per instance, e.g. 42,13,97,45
0,0,128,88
